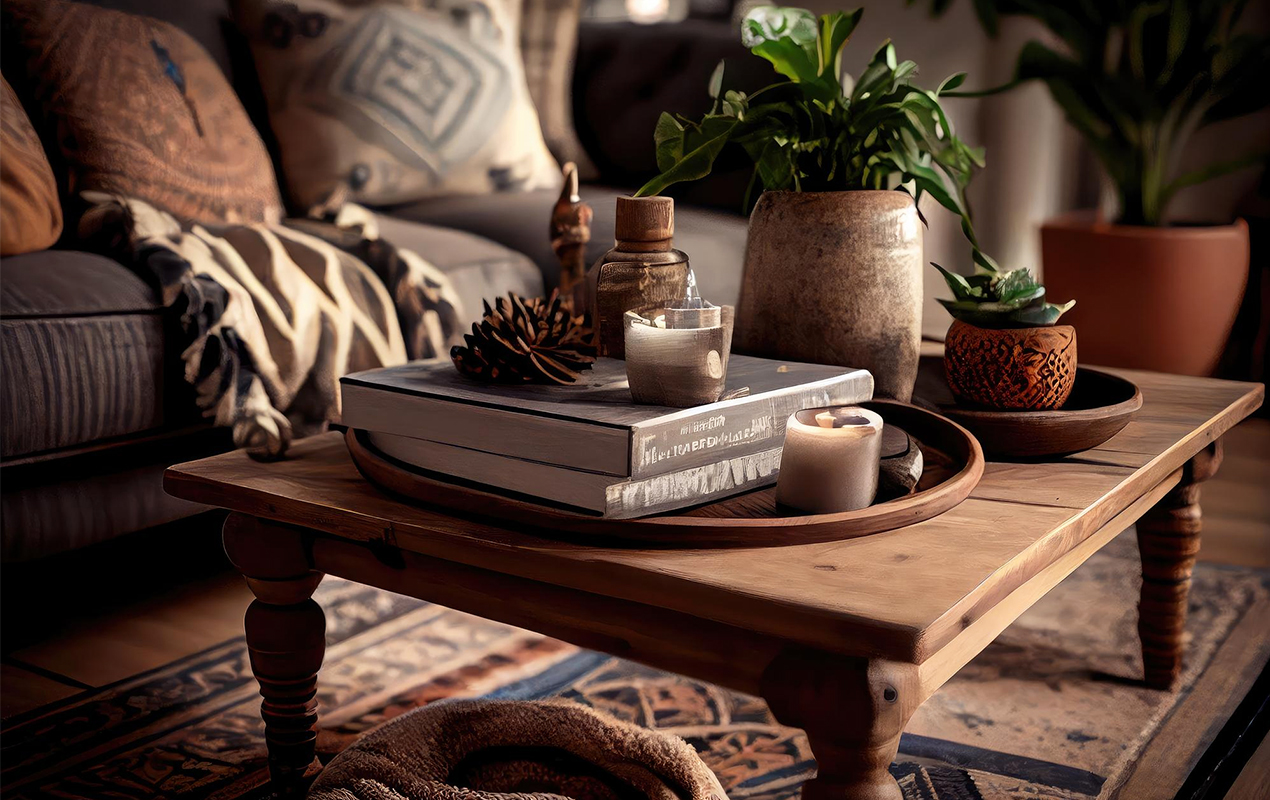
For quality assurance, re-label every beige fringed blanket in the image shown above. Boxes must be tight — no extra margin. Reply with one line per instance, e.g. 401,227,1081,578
77,193,465,458
308,699,729,800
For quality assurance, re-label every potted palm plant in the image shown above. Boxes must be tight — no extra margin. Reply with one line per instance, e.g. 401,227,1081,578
917,0,1269,375
636,5,987,401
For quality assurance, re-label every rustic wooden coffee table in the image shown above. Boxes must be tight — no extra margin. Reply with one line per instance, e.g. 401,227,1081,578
165,368,1262,800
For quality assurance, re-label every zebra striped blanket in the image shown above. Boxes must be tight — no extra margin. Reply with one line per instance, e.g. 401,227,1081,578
77,193,464,459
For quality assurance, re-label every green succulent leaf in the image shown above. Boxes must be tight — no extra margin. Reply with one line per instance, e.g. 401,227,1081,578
934,261,1071,328
932,262,976,301
993,268,1043,304
1008,299,1076,327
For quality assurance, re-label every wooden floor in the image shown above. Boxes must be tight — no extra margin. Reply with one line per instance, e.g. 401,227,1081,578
2,419,1268,788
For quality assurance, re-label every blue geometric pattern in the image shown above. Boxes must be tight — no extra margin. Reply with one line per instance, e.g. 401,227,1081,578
332,6,511,176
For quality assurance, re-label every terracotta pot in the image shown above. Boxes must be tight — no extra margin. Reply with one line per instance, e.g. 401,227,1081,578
1041,212,1248,375
735,190,923,401
944,320,1077,410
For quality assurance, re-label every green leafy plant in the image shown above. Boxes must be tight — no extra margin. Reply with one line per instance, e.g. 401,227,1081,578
915,0,1270,226
635,5,1001,271
933,263,1074,328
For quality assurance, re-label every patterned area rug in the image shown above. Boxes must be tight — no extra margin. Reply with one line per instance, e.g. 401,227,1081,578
2,531,1267,800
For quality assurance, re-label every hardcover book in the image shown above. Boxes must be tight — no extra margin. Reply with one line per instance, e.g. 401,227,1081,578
340,355,873,480
364,431,785,518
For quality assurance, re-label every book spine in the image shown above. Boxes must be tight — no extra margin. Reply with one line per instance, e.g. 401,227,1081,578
606,447,784,519
628,371,873,478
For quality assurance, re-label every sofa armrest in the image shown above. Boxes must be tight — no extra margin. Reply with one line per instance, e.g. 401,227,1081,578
572,19,771,213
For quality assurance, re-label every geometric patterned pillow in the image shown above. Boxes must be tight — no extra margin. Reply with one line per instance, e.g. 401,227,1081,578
232,0,561,210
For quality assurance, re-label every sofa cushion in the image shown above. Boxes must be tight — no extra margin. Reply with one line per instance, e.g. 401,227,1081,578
3,0,284,225
232,0,559,211
81,0,237,81
0,75,61,256
385,187,747,308
0,251,176,459
371,215,544,325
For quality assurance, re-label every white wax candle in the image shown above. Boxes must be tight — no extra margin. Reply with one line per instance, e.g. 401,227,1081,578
776,406,884,513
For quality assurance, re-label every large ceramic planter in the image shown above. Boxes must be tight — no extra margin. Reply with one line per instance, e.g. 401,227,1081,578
944,320,1077,410
1041,212,1249,375
735,190,923,400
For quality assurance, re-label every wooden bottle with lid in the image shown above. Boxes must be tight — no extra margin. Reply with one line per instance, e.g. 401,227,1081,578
584,196,690,358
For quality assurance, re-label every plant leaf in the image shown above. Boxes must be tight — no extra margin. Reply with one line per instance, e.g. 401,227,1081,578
936,72,967,94
817,9,863,80
932,262,976,301
1009,299,1075,326
742,6,820,86
653,112,685,173
993,268,1043,304
636,116,737,197
708,60,725,102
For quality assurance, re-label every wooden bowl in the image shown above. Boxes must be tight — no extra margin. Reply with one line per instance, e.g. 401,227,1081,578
915,355,1141,459
346,399,984,548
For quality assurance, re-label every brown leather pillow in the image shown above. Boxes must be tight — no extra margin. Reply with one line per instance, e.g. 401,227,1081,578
1,75,62,255
2,0,284,225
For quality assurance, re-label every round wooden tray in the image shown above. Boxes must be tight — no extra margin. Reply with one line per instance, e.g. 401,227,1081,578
346,399,984,548
914,355,1143,459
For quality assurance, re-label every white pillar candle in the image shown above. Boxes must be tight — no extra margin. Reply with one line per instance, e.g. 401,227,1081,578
776,406,884,514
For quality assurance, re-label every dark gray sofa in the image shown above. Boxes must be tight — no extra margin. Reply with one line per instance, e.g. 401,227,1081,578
0,0,759,560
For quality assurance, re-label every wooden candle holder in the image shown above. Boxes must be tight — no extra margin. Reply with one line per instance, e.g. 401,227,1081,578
624,306,734,407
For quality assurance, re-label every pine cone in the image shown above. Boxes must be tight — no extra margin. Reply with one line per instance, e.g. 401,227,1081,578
451,291,597,384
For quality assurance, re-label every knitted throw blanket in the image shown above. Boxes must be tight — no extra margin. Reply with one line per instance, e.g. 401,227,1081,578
77,193,464,459
308,699,729,800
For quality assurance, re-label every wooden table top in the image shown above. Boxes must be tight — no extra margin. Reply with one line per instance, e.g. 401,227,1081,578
165,367,1262,665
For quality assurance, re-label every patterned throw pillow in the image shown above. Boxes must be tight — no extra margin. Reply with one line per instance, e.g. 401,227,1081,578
519,0,597,179
1,0,284,225
232,0,561,210
0,75,62,255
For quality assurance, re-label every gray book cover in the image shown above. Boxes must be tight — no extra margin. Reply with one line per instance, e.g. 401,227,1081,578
341,354,873,478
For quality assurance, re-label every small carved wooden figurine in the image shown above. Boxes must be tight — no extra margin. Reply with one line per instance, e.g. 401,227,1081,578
550,162,592,308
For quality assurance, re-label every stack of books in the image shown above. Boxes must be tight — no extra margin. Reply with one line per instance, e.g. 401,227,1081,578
340,355,873,518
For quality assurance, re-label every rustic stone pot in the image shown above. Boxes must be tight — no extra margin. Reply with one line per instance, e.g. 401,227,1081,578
943,320,1077,410
1041,212,1248,376
735,190,923,401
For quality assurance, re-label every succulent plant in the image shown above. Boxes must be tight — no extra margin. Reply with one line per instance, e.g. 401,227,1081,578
933,263,1074,328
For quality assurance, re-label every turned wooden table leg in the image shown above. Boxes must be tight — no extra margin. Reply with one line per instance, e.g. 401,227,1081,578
1137,440,1223,691
223,514,326,796
762,648,921,800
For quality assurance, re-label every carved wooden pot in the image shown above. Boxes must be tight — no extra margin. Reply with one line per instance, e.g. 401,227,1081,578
736,191,923,401
943,320,1077,410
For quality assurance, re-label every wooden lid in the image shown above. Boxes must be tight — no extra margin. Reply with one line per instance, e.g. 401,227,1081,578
615,196,674,243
